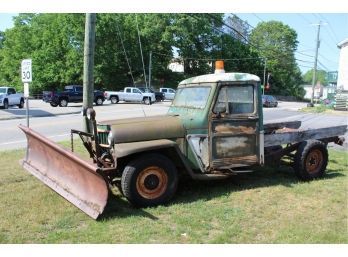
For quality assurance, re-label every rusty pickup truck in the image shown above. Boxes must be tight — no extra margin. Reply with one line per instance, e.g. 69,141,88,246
19,61,347,219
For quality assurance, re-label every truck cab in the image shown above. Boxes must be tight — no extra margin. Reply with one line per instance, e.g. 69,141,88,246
167,72,263,172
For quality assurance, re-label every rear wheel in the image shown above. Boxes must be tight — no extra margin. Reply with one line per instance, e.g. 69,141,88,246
50,102,58,107
110,96,119,104
121,153,178,207
59,98,68,107
18,98,25,109
3,99,8,109
294,140,328,181
95,97,104,106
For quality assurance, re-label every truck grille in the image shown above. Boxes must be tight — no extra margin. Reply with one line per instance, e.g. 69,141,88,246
97,124,111,145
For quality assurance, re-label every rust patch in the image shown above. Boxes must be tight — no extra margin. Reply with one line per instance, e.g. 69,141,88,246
214,124,255,134
275,127,299,133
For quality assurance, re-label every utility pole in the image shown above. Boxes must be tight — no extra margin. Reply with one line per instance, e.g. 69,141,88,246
82,13,96,132
309,21,326,107
148,51,152,89
263,58,267,95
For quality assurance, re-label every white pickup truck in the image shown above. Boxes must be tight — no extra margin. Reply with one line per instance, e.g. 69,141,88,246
0,86,25,109
104,87,155,105
159,87,176,100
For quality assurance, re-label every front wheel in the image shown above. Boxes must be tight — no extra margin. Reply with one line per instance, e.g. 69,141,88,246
143,97,151,105
59,98,68,107
50,102,58,107
294,140,328,181
121,153,178,207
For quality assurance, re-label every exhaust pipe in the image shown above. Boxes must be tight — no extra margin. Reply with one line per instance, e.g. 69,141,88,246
19,124,108,219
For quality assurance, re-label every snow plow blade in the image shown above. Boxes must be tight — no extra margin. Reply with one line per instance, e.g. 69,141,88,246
19,125,108,219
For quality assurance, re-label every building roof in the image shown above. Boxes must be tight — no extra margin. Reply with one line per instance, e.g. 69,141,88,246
337,38,348,49
179,72,260,85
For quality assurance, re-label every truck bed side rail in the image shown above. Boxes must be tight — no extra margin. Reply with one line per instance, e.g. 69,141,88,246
264,125,347,147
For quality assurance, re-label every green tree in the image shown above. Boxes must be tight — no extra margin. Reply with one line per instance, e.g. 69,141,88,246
0,13,265,93
250,21,304,98
0,14,85,94
302,69,328,86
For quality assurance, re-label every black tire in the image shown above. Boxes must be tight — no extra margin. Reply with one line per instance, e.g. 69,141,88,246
110,96,119,104
59,98,68,107
143,97,151,105
50,102,58,107
3,99,8,109
18,98,24,109
294,140,328,181
121,153,178,207
95,97,104,106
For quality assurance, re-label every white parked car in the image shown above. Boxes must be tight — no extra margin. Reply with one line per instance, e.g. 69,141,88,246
104,87,156,105
159,87,176,100
0,86,25,109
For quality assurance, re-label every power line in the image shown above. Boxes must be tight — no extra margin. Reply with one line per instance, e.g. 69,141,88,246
298,64,314,69
296,51,315,58
152,51,265,62
318,53,338,64
317,59,330,71
321,39,339,55
317,13,339,42
296,13,313,25
252,13,264,22
295,58,313,64
296,48,315,53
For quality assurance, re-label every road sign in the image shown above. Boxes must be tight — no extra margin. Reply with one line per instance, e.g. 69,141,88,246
21,59,32,83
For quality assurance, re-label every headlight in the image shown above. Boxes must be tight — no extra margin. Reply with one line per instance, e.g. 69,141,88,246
0,95,4,100
107,131,114,145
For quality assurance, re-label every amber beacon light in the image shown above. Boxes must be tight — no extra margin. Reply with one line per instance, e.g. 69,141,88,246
214,60,225,74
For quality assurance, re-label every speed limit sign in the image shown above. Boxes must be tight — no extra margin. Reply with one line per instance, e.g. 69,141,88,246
21,59,32,83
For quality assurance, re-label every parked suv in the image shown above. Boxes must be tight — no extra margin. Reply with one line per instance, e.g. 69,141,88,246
43,85,105,107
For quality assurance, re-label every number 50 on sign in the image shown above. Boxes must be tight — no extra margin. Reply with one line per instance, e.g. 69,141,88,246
21,59,32,83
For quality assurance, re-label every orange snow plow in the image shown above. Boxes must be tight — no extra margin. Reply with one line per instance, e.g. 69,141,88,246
19,125,108,219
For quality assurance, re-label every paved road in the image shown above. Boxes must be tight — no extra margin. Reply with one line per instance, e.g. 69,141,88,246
0,100,346,151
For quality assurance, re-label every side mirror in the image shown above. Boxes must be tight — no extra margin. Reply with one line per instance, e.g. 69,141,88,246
215,105,226,115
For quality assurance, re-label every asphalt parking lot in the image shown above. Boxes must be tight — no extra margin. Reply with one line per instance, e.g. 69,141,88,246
0,99,309,121
0,99,173,121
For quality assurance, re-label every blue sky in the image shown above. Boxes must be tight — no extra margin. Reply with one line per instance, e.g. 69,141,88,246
237,13,348,74
0,13,347,75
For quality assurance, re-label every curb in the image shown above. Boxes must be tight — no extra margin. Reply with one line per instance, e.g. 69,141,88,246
0,111,82,121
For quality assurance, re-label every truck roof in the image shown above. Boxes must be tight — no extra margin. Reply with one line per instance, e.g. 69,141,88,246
178,72,260,86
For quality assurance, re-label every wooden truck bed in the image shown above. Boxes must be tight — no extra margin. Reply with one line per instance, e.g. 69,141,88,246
264,121,347,147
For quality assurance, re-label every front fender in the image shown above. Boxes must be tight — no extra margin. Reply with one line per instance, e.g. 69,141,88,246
115,139,178,158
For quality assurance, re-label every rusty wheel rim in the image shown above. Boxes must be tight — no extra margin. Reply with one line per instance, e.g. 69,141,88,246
136,166,168,199
305,149,323,174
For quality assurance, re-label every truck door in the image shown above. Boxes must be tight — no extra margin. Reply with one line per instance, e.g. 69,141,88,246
132,88,143,102
210,83,260,169
74,86,83,102
7,88,17,105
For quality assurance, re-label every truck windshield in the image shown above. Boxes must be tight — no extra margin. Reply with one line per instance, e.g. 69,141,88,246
0,88,6,93
172,86,211,109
